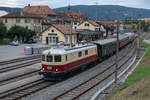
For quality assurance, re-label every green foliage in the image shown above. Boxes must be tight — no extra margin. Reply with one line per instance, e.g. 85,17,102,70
7,25,36,42
0,39,10,45
0,24,7,39
120,42,150,90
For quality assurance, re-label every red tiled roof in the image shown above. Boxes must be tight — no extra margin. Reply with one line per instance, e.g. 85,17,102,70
1,11,42,18
98,21,123,24
52,24,77,35
88,20,99,27
22,5,56,18
68,12,86,20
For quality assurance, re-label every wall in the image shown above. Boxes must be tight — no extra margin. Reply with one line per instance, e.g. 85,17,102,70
78,21,99,31
2,18,42,32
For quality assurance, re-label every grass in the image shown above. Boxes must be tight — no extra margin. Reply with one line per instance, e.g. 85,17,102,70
119,42,150,90
0,39,10,45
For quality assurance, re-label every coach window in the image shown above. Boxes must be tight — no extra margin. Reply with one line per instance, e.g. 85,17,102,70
42,55,45,61
78,52,82,57
47,55,53,62
55,55,61,62
85,50,88,55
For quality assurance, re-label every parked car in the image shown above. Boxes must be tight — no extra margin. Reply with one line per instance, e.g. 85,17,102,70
9,41,19,46
26,39,37,44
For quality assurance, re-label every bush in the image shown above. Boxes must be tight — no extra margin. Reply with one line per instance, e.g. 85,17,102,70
0,39,10,45
0,24,7,39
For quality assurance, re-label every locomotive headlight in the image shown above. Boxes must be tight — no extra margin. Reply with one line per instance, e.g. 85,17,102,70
47,66,52,70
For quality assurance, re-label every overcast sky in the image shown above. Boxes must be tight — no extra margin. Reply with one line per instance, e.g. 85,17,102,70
0,0,150,9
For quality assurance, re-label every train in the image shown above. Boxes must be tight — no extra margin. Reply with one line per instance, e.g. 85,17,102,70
39,33,135,80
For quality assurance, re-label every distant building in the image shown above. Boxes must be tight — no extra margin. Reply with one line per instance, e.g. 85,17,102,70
1,11,42,33
67,4,87,30
78,20,101,31
22,5,56,19
139,18,150,22
0,10,8,17
42,24,77,45
0,10,8,23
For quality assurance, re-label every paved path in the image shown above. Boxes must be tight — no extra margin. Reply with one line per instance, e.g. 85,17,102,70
0,43,48,61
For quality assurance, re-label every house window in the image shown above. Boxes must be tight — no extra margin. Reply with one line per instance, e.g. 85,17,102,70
78,52,82,57
48,36,58,43
5,18,7,23
16,19,20,23
51,29,54,33
85,23,89,27
65,36,68,43
95,28,100,31
74,22,77,25
54,55,61,62
25,19,31,23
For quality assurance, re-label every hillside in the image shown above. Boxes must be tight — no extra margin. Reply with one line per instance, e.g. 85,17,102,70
0,7,21,12
54,5,150,20
1,5,150,20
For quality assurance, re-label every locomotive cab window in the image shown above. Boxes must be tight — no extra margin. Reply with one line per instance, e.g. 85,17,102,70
47,55,53,62
42,55,45,61
78,52,82,57
85,50,88,55
55,55,61,62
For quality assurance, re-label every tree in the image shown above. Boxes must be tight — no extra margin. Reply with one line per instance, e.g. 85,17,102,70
7,25,36,42
0,24,7,39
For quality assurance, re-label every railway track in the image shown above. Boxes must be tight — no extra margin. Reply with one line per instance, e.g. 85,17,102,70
0,59,41,73
52,48,137,100
0,70,40,86
0,79,56,100
0,43,135,100
0,55,41,66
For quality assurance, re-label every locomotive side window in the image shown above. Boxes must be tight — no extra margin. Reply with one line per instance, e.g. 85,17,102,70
42,55,45,61
85,50,88,55
66,55,68,61
78,52,82,57
47,55,53,62
55,55,61,62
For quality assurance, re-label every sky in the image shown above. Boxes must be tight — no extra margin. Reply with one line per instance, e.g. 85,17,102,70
0,0,150,9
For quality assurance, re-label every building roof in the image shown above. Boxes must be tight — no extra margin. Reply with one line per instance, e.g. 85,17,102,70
22,5,56,18
1,11,42,18
88,20,100,27
43,24,77,35
79,20,100,27
98,21,123,24
76,29,103,35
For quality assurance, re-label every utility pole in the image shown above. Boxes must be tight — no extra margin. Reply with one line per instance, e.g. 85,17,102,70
137,18,141,59
115,18,120,85
94,2,98,20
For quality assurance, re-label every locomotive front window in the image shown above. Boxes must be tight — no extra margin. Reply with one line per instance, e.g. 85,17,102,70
47,55,53,62
55,55,61,62
42,55,45,61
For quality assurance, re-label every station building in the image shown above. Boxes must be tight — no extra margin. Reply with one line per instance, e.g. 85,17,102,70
42,24,77,45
